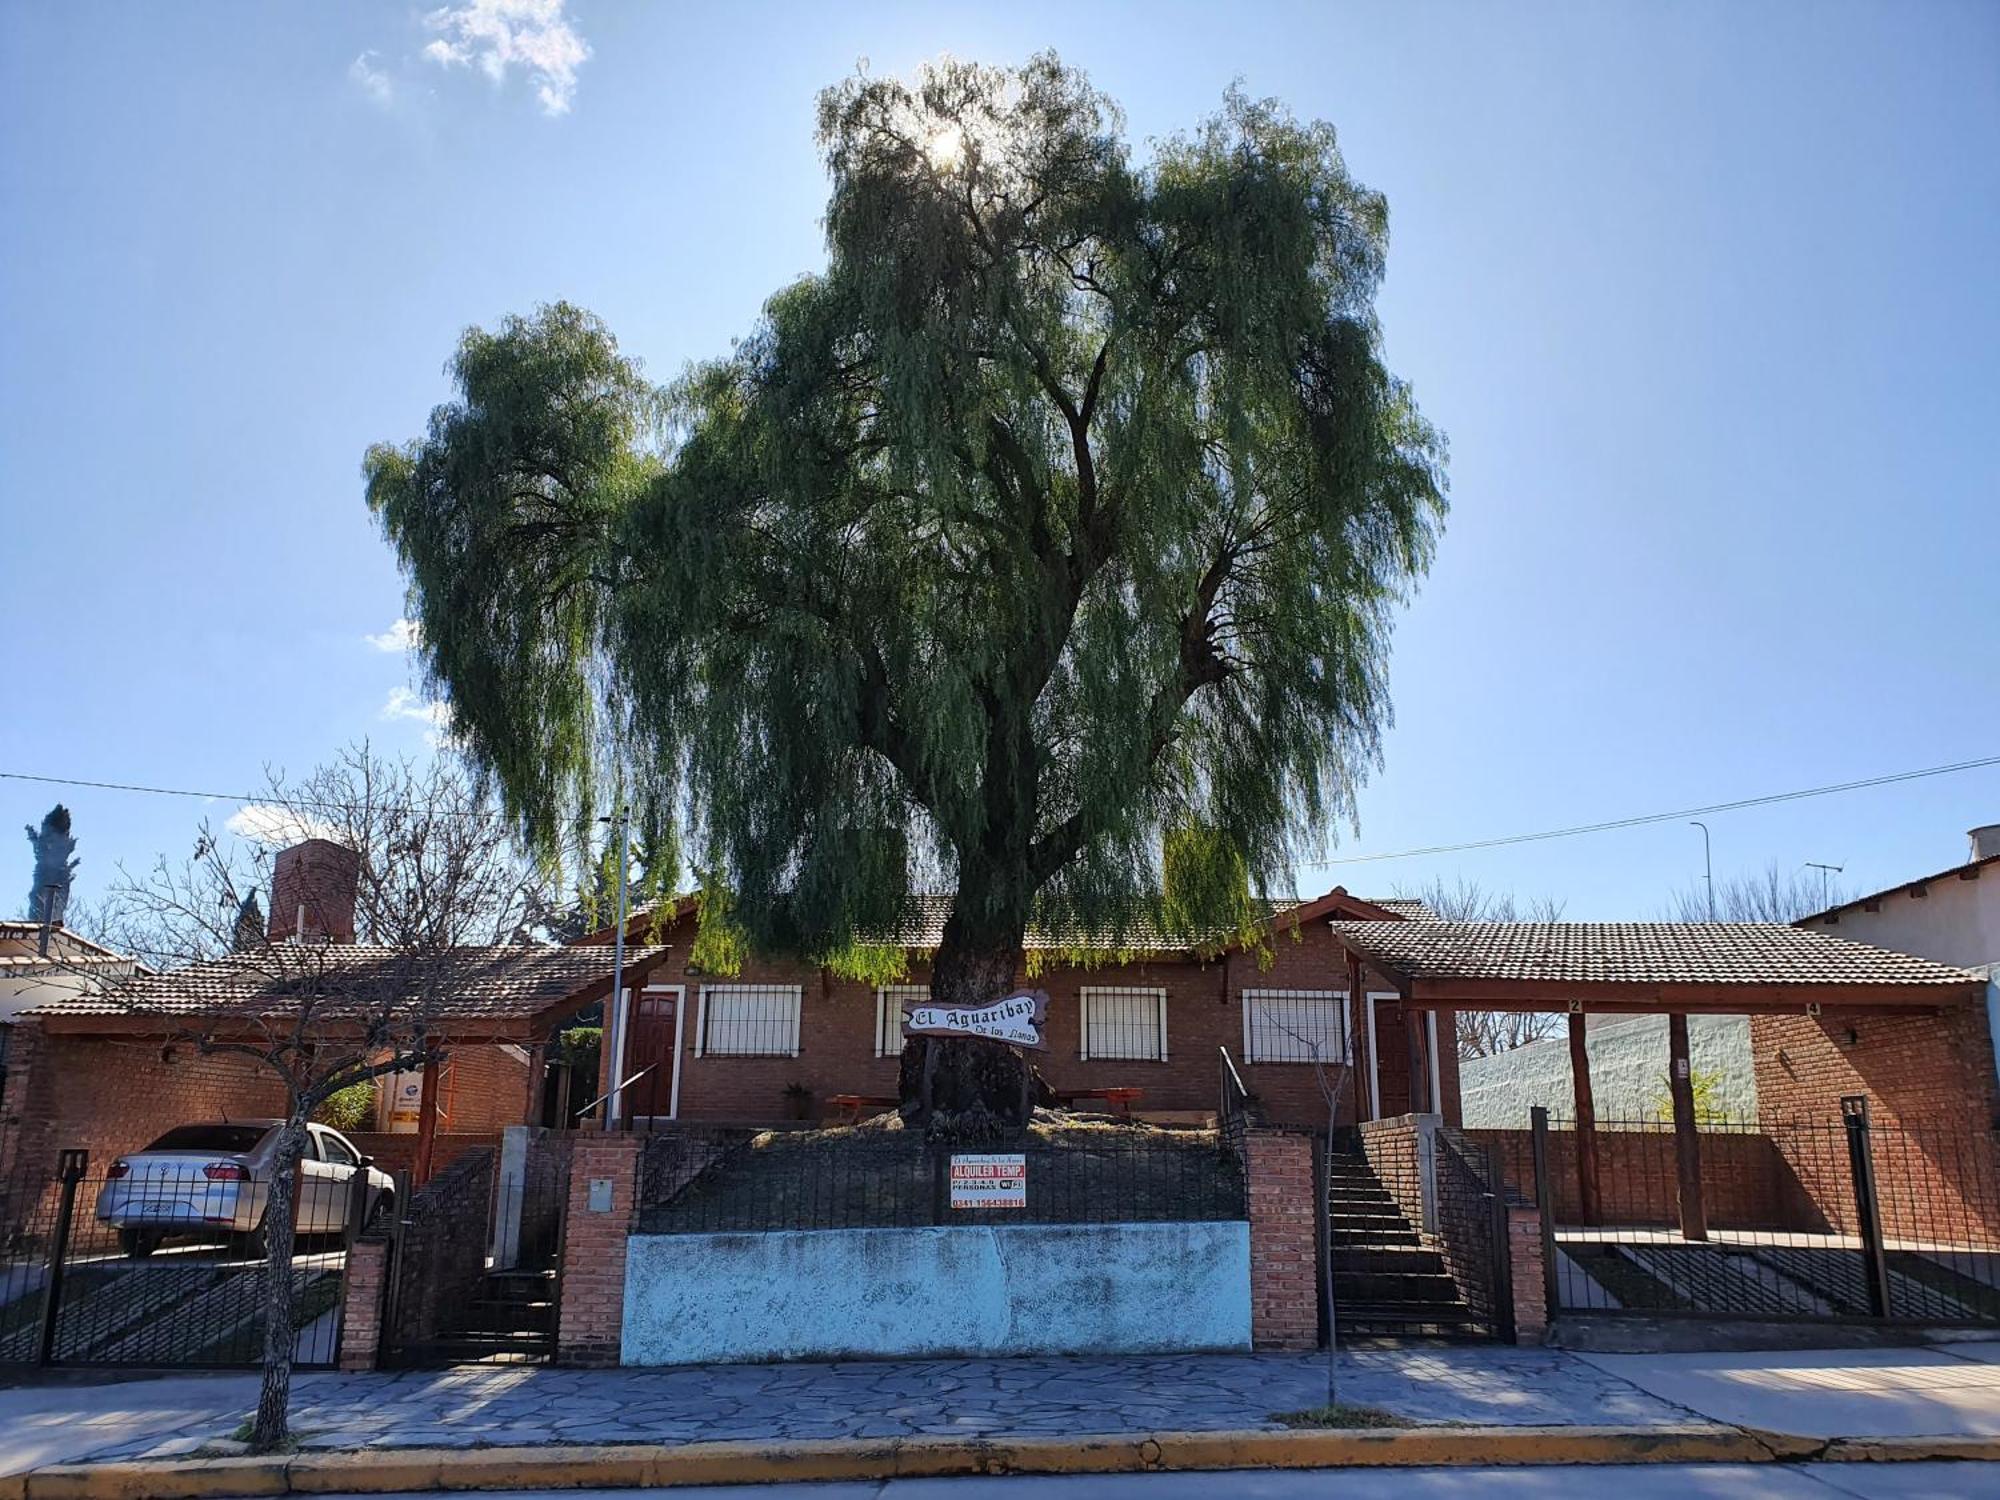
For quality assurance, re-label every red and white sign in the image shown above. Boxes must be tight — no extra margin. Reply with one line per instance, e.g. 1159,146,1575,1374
949,1153,1027,1209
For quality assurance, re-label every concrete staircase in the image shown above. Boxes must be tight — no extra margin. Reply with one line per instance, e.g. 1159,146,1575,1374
1326,1151,1481,1339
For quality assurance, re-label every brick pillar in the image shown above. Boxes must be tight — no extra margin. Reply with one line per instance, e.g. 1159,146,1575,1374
0,1020,55,1185
1245,1129,1318,1351
557,1134,641,1366
337,1239,389,1372
1507,1205,1548,1346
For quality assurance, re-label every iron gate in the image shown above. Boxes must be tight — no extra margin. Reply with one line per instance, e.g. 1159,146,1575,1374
0,1149,347,1368
1535,1098,2000,1325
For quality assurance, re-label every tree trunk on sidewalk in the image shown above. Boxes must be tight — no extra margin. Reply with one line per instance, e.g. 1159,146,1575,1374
249,1113,307,1451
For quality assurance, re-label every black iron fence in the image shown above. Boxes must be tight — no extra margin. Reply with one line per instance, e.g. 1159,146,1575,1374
1534,1099,2000,1325
1434,1127,1514,1341
379,1146,494,1365
0,1149,348,1368
637,1126,1246,1235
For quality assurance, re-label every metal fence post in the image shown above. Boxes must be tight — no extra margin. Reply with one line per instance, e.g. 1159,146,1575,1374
36,1148,87,1367
1842,1095,1891,1318
1530,1107,1559,1322
1486,1141,1517,1344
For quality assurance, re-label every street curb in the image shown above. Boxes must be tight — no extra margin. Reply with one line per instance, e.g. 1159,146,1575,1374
1818,1434,2000,1463
9,1422,1883,1498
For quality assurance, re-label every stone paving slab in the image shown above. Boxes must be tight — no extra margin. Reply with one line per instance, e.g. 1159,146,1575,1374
66,1349,1697,1464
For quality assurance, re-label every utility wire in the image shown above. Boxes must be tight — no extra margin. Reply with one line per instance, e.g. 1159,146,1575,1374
1320,753,2000,866
6,751,1999,862
0,769,505,823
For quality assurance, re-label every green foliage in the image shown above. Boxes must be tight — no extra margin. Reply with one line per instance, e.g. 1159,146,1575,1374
1650,1067,1733,1126
367,54,1445,974
313,1080,377,1134
553,1025,603,1062
688,873,749,975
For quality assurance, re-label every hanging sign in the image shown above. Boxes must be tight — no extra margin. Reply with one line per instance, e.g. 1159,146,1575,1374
903,989,1048,1049
950,1153,1027,1209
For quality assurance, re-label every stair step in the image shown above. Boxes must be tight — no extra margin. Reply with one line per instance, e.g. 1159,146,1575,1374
1331,1229,1421,1248
1336,1271,1464,1305
1333,1246,1445,1275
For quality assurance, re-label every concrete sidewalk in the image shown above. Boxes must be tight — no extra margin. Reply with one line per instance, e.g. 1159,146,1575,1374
5,1344,1999,1486
1578,1343,2000,1439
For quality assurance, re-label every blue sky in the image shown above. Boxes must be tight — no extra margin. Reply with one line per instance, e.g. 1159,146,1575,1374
3,1,1996,922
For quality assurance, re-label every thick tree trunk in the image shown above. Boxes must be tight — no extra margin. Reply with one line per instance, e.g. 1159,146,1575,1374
898,909,1044,1141
249,1114,306,1451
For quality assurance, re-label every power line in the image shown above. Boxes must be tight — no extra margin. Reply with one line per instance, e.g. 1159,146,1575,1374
1319,753,2000,866
0,769,504,823
7,751,2000,864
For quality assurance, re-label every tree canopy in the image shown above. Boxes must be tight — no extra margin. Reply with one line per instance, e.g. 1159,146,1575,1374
367,55,1445,1002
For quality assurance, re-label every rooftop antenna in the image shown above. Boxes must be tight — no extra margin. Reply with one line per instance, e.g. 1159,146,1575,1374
1804,862,1843,911
1689,822,1714,920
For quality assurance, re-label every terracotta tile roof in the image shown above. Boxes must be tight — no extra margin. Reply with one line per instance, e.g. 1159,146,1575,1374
23,944,665,1027
1327,922,1983,990
599,891,1418,953
1371,899,1443,922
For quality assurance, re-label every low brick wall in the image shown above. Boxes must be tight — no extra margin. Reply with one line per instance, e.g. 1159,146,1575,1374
1468,1125,1815,1230
1244,1129,1317,1350
557,1134,641,1366
1506,1206,1546,1345
337,1238,389,1371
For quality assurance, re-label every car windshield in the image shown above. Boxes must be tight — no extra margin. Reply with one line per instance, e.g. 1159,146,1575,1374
142,1124,270,1154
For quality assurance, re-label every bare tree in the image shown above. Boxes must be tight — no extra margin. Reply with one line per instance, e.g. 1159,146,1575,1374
88,745,550,1449
1393,877,1570,1061
1662,859,1849,923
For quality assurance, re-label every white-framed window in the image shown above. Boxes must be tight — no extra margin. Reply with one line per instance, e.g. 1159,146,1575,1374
876,985,927,1057
695,984,803,1058
1242,989,1350,1065
1080,986,1168,1061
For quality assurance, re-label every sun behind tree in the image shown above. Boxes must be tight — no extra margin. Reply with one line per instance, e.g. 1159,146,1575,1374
365,54,1446,1137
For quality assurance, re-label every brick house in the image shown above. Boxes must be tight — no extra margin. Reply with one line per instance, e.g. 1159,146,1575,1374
577,888,1458,1132
2,841,670,1189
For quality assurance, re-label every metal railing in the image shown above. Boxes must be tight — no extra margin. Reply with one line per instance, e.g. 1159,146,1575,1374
1218,1046,1253,1155
1532,1099,2000,1324
0,1148,347,1368
636,1127,1247,1235
1434,1127,1514,1341
380,1146,495,1363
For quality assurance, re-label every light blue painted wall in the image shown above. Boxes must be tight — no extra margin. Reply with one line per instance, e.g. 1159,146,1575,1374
621,1221,1251,1366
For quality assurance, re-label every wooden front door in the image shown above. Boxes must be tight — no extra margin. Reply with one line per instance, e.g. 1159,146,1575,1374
624,987,678,1118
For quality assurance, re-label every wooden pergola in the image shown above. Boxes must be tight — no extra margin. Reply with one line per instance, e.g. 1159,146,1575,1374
1329,922,1986,1238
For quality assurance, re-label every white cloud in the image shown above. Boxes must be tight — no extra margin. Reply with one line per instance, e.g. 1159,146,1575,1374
422,0,589,116
365,618,421,653
349,50,396,108
381,686,451,728
227,804,339,846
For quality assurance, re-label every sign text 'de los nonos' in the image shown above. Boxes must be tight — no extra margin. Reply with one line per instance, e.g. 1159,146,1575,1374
902,989,1048,1049
949,1153,1027,1209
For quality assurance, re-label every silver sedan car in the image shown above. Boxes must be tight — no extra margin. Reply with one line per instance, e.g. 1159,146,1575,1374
94,1120,395,1257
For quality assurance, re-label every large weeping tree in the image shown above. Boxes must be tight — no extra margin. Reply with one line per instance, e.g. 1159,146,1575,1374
366,55,1445,1137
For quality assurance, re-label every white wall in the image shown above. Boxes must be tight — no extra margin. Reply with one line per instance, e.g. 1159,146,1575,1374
1811,872,1999,972
1458,1013,1756,1127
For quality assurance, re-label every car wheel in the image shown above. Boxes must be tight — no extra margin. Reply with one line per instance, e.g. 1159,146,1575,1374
119,1228,160,1259
242,1222,268,1260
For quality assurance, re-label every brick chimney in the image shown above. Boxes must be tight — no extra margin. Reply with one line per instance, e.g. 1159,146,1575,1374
1973,824,2000,863
267,839,361,944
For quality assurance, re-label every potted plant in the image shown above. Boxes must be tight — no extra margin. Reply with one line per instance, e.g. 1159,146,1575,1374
783,1081,815,1122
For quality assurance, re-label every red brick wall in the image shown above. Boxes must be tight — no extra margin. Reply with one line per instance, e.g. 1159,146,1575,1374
439,1045,531,1134
602,916,1434,1132
337,1239,388,1372
346,1130,498,1181
557,1134,640,1366
1753,1000,2000,1129
1507,1206,1546,1345
1469,1125,1817,1231
3,1025,289,1182
1752,999,2000,1245
1245,1129,1318,1350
